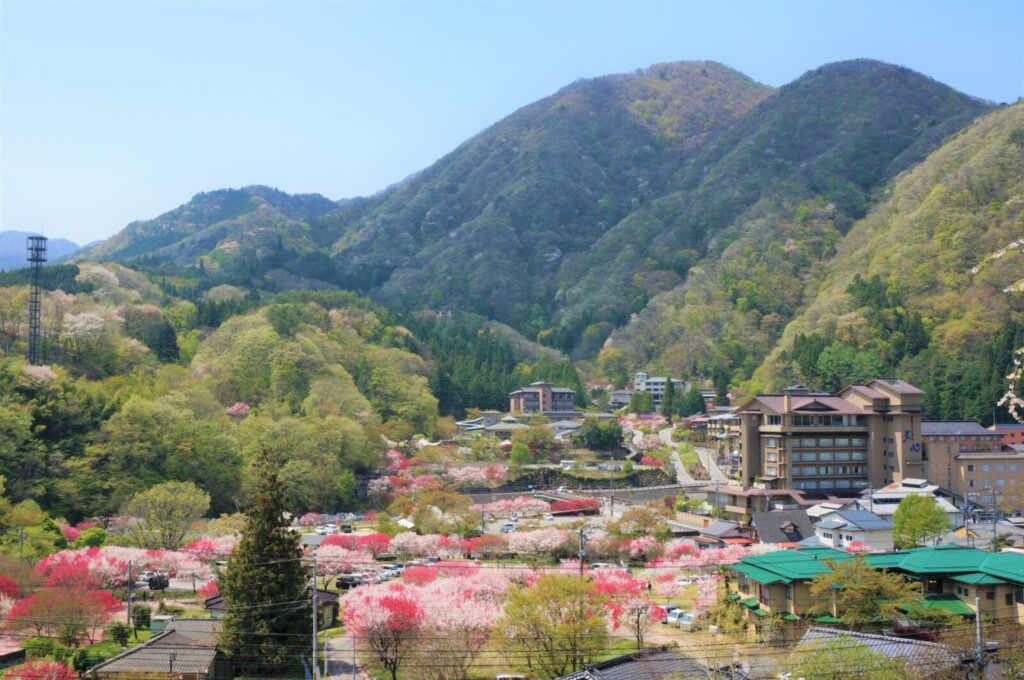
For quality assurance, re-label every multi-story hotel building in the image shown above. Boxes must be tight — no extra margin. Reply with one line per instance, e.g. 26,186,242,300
508,381,576,415
734,378,925,493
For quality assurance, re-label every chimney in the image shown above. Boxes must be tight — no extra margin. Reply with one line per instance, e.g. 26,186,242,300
783,393,792,412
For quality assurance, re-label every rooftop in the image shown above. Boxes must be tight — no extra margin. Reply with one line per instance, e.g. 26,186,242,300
555,647,708,680
793,627,957,675
922,421,1000,437
734,544,1024,585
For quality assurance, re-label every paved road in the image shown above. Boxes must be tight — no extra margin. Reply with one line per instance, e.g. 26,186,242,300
693,445,730,483
326,634,368,679
659,427,697,485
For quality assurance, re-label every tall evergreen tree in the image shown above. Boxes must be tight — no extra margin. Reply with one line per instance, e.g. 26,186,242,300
220,448,310,675
660,379,676,418
681,386,706,417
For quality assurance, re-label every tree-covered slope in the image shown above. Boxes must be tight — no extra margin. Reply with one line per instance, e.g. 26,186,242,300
79,186,357,267
598,60,991,376
334,61,772,326
752,102,1024,421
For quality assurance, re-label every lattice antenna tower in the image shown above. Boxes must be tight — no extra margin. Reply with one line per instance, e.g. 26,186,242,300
26,235,47,365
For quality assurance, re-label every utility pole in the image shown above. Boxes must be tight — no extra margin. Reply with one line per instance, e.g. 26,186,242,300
126,561,133,627
975,596,984,672
577,528,587,577
311,554,320,680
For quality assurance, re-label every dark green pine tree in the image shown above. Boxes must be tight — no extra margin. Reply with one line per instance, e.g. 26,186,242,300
220,448,310,675
660,379,676,418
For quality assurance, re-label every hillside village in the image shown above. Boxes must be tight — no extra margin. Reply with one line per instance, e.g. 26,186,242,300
1,12,1023,680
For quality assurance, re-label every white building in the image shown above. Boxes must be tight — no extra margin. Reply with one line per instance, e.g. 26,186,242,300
633,372,687,407
814,509,894,551
848,478,964,529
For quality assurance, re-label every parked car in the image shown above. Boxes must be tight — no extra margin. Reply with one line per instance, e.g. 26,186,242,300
660,604,682,623
665,609,684,626
314,526,328,535
509,514,519,523
543,513,555,521
676,611,696,631
499,523,516,533
341,524,353,534
675,577,695,587
324,523,339,533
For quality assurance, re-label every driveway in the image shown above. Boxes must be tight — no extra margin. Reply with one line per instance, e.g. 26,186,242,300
659,427,697,485
326,634,369,679
693,445,729,483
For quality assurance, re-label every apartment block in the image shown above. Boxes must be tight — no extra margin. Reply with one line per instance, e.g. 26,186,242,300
508,381,576,415
992,423,1024,447
924,421,1024,510
735,379,924,493
632,372,686,407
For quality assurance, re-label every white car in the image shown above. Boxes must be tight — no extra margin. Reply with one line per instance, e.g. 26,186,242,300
509,514,519,523
675,577,696,587
324,523,340,534
543,513,555,521
314,526,328,535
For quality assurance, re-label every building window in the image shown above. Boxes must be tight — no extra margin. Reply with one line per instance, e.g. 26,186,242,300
997,464,1006,472
967,465,975,472
791,453,802,462
851,437,866,446
819,438,833,447
1015,587,1024,604
767,466,778,476
1007,593,1014,607
852,451,867,461
983,464,991,473
998,479,1006,487
738,574,747,590
1012,464,1020,472
785,585,794,600
760,584,771,605
969,480,976,488
768,416,782,425
987,590,996,600
767,452,777,462
820,452,834,462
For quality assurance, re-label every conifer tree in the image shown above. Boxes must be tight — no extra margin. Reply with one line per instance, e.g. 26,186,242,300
220,448,310,675
661,379,676,418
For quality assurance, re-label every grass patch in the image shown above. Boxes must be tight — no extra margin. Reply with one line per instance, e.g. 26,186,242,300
678,444,700,468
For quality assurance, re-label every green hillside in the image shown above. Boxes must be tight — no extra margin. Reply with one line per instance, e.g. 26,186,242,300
753,102,1024,422
599,60,991,376
337,61,772,327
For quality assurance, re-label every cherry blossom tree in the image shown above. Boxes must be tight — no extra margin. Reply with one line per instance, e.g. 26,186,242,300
5,660,77,680
654,573,681,604
627,536,663,562
692,574,723,617
315,545,364,588
342,585,425,680
469,497,550,518
506,529,569,558
6,588,121,643
402,566,438,586
356,533,391,558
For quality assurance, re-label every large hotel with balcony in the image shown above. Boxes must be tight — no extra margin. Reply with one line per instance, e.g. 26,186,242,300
734,378,925,494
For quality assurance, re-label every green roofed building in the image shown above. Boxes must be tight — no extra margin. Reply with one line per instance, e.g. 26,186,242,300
730,544,1024,622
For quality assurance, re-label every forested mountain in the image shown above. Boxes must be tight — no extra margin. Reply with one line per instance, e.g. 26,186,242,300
753,102,1024,423
71,59,1019,425
598,60,992,376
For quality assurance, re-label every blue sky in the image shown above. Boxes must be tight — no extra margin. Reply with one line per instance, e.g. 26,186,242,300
2,1,1022,244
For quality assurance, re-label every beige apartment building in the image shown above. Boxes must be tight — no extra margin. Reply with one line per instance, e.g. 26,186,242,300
924,420,1024,511
735,379,924,493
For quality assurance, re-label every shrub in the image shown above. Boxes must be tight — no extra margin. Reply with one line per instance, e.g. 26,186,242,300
106,622,131,647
